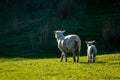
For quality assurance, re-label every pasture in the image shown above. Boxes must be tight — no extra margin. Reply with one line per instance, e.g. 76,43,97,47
0,53,120,80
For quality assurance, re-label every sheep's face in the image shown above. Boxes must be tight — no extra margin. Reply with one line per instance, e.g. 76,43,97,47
85,40,95,47
54,30,65,39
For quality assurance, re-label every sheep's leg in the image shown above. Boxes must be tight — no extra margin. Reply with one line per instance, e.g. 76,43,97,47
76,52,80,63
72,49,76,62
72,52,76,62
77,55,79,63
73,53,76,62
60,52,64,62
64,53,67,62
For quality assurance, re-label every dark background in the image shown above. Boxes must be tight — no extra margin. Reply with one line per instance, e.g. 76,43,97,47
0,0,120,58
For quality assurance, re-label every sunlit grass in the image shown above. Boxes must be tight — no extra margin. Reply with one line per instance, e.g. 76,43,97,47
0,53,120,80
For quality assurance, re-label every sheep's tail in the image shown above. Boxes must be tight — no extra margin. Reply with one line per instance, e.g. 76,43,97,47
74,39,81,53
74,38,81,62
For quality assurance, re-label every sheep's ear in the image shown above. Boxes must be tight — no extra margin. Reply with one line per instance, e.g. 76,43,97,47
62,30,66,33
85,41,88,44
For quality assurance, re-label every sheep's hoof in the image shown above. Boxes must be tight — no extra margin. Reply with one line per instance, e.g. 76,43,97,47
93,60,95,62
65,60,67,62
74,60,76,62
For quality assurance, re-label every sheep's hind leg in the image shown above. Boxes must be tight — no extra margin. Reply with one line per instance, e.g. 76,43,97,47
77,55,79,63
60,52,64,62
72,51,76,62
64,53,67,62
73,54,76,62
76,52,80,63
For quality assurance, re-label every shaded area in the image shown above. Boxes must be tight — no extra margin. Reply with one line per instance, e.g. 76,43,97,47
0,0,120,58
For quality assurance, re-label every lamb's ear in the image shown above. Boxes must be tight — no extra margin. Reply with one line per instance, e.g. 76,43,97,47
62,30,66,33
85,41,88,44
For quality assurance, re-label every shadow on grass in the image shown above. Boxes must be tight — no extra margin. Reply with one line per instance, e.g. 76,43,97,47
96,62,106,64
79,61,106,64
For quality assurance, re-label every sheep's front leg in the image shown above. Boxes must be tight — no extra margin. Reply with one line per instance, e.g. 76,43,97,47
60,52,64,62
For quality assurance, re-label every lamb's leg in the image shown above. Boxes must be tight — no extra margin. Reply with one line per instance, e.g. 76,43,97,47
90,55,93,62
88,56,90,63
87,53,91,63
93,54,96,62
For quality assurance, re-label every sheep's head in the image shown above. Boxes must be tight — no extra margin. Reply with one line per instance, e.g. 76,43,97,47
54,30,65,39
85,40,95,47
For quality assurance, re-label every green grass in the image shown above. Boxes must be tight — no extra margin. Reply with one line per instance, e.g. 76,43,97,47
0,53,120,80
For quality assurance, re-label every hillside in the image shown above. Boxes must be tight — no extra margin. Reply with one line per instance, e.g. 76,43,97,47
0,0,120,57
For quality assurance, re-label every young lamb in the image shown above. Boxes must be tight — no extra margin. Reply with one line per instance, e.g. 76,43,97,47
85,40,97,63
54,30,81,62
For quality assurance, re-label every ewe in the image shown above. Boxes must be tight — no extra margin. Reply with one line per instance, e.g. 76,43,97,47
54,30,81,62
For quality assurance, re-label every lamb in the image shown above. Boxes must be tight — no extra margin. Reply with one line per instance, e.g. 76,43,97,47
85,40,97,63
54,30,81,62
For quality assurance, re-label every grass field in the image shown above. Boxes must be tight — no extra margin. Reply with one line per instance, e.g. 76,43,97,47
0,53,120,80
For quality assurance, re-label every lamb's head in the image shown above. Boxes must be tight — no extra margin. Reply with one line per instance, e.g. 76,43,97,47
54,30,65,39
85,40,95,47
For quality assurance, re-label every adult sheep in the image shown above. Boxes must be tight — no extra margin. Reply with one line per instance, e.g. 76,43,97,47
54,30,81,62
85,40,97,63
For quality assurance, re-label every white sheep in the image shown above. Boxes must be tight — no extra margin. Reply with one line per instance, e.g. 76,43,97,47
54,30,81,62
85,40,97,63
